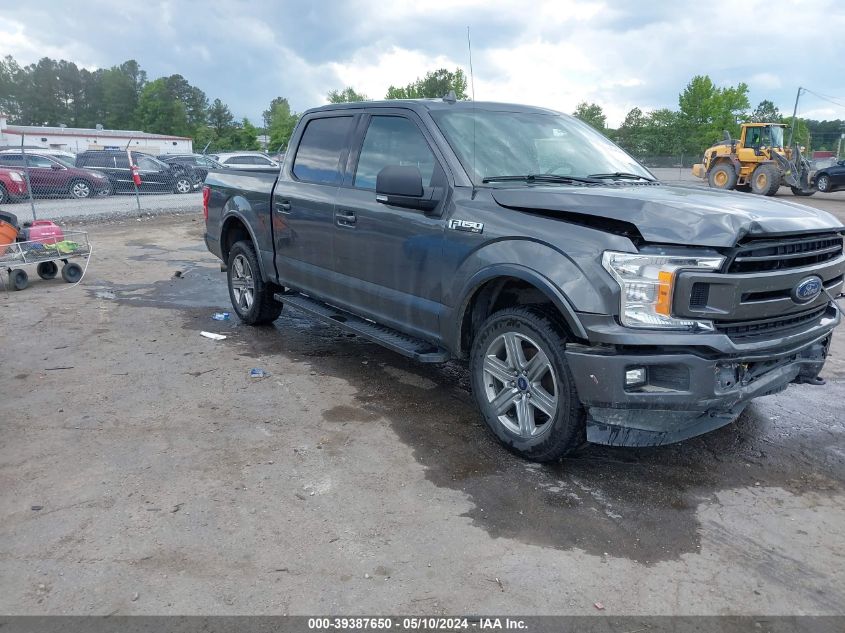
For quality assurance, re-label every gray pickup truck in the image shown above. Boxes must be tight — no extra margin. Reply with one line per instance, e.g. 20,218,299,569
203,98,844,462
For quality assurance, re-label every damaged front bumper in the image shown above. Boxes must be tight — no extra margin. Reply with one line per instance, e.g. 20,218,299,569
565,307,838,447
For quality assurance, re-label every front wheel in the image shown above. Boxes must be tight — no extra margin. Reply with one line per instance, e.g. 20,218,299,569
470,306,585,462
750,164,781,196
815,174,832,193
227,241,283,325
69,179,92,199
707,163,737,190
174,177,192,194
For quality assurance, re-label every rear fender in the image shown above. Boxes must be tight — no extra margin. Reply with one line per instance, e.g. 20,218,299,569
220,199,270,282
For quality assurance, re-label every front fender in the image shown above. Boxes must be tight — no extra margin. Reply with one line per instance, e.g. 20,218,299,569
444,239,618,349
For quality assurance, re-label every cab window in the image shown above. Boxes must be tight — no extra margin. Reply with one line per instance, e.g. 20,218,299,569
292,116,355,185
353,116,436,190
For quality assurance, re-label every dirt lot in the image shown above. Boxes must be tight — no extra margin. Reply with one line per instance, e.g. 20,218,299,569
1,203,844,615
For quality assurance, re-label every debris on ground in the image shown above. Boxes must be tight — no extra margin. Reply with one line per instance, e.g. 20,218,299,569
250,368,269,378
131,592,139,602
594,601,605,610
211,312,230,321
30,505,43,511
200,331,226,341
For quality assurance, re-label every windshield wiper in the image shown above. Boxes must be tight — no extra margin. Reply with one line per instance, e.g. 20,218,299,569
482,174,602,185
587,172,656,182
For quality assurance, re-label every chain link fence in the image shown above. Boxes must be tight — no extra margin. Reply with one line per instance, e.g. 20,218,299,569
0,142,204,224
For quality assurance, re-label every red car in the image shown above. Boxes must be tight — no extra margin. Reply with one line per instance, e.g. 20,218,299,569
0,152,111,198
0,166,29,204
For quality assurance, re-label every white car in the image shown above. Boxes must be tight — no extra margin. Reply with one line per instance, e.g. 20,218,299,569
215,152,280,171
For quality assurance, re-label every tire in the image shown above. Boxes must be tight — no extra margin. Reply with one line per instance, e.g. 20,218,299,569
61,262,83,283
37,261,58,279
96,182,112,197
707,163,737,190
815,174,831,193
8,268,28,291
227,240,283,325
750,164,781,196
790,186,815,197
69,179,93,199
174,177,192,194
470,306,585,462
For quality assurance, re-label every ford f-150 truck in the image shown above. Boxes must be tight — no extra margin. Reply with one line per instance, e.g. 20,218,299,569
203,98,844,462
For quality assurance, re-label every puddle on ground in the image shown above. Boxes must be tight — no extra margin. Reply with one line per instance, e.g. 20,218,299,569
102,265,845,564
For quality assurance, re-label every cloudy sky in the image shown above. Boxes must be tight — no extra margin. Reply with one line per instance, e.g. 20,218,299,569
1,0,844,126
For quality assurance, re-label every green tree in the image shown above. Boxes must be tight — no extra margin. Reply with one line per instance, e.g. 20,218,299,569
386,68,468,100
0,55,23,120
207,98,234,136
573,101,607,133
327,87,368,103
678,75,749,154
266,97,300,150
751,99,781,123
135,78,190,136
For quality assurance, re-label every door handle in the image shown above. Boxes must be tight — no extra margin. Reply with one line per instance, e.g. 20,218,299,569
275,201,292,214
336,209,356,226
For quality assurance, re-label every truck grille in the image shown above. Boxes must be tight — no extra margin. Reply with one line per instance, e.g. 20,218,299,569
727,233,843,274
714,304,829,340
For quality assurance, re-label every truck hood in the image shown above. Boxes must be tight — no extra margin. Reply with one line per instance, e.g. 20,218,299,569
491,184,844,247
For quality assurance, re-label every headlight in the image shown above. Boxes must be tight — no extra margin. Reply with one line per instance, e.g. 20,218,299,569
602,251,724,331
9,171,23,182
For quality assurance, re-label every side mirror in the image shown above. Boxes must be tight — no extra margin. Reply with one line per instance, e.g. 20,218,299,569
375,165,440,212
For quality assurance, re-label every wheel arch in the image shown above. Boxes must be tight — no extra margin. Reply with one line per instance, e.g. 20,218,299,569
220,208,268,281
455,265,588,358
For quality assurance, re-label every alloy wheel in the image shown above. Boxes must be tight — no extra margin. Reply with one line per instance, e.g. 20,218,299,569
482,331,558,438
71,181,91,198
231,254,255,312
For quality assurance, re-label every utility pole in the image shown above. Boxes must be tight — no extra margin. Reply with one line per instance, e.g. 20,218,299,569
788,86,803,149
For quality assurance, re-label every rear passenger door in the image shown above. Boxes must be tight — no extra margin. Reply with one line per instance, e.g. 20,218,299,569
272,113,358,299
331,112,448,341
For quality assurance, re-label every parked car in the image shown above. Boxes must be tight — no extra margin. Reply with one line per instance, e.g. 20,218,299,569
215,152,280,171
813,160,845,193
0,152,111,198
0,148,77,164
158,154,223,181
203,99,844,462
75,150,201,194
0,166,29,203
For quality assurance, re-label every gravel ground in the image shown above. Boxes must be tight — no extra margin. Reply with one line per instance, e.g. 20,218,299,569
0,199,844,616
4,192,202,224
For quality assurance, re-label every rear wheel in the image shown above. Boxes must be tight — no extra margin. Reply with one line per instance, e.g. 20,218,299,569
815,174,832,193
227,240,283,325
7,268,28,291
707,163,737,190
790,186,815,197
750,164,781,196
470,306,585,462
69,179,92,199
174,177,192,194
37,261,58,279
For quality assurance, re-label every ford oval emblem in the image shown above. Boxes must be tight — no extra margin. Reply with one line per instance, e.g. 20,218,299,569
791,276,823,303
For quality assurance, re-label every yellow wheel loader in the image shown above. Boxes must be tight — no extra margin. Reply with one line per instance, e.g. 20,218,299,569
691,123,815,197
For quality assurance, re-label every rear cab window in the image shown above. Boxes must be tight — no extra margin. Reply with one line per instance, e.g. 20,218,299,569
292,116,355,185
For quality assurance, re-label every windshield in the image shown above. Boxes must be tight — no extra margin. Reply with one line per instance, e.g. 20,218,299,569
430,109,652,185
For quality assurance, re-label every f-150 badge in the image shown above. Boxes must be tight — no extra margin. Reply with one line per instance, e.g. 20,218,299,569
448,219,484,233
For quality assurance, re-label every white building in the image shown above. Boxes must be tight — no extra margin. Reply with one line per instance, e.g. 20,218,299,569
0,113,193,155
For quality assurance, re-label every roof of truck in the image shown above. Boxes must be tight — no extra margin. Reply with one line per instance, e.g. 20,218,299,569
304,99,561,116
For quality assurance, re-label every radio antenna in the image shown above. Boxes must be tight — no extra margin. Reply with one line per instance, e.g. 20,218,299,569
467,26,476,101
467,26,477,195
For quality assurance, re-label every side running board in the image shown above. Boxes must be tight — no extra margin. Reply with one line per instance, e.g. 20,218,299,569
276,292,450,363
